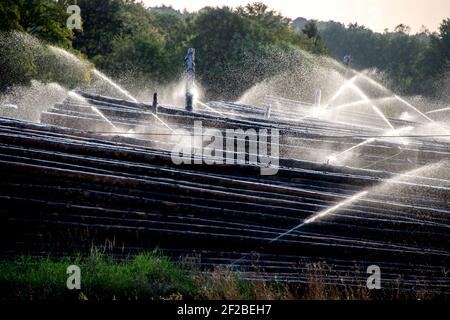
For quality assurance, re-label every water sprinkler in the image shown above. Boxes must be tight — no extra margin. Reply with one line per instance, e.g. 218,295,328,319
314,89,322,107
265,104,272,119
185,48,195,112
327,156,337,164
152,92,158,114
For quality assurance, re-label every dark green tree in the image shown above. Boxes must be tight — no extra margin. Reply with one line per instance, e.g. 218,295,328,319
438,18,450,61
0,0,74,48
0,0,23,31
72,0,126,58
100,31,167,83
191,7,258,99
302,20,319,39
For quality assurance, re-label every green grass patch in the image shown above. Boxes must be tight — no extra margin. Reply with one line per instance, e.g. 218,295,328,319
0,251,199,300
0,251,294,300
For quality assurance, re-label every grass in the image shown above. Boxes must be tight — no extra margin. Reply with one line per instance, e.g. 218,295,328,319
0,251,440,300
0,251,198,300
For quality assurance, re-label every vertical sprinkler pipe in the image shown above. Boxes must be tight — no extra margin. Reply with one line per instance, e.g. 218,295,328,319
185,48,195,112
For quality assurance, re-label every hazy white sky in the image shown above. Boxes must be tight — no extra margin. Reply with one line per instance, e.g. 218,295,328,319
143,0,449,33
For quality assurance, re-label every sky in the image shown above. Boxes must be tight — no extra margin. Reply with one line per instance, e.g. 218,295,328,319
143,0,449,33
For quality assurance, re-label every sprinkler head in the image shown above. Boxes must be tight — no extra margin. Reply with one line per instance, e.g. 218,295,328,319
327,156,337,163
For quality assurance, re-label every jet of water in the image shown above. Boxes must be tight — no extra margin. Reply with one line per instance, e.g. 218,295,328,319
350,72,441,124
353,71,391,94
332,99,372,111
49,46,89,70
90,106,119,130
372,105,395,131
269,161,448,243
329,71,438,128
304,191,370,225
345,70,447,131
68,91,88,103
322,75,398,133
270,191,369,243
393,95,433,122
394,95,450,135
426,106,450,115
91,70,173,132
49,45,136,104
327,139,376,164
348,82,395,130
68,91,118,130
327,126,413,164
332,97,397,111
92,69,138,103
324,76,358,108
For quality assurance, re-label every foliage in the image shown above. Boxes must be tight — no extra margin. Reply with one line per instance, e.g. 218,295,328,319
0,252,198,300
0,31,39,91
102,31,168,84
73,0,129,59
191,6,262,99
0,0,23,31
313,19,450,95
0,31,90,92
0,0,74,48
70,1,326,99
303,20,319,39
0,1,89,92
191,3,326,99
1,0,449,100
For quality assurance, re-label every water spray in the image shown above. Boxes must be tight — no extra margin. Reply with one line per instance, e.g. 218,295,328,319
302,191,369,226
327,139,376,164
230,190,369,267
332,97,396,111
326,126,413,164
92,69,138,103
68,91,118,130
324,76,358,108
393,95,434,123
91,106,119,130
426,106,450,115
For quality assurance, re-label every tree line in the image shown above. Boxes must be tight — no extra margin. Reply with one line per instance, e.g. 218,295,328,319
1,0,449,100
300,19,450,95
0,0,326,100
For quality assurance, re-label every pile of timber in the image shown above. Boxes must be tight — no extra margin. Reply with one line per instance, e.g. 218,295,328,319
41,91,450,173
0,91,448,294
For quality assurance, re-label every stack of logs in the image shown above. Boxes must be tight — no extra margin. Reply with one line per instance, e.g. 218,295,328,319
0,92,448,295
